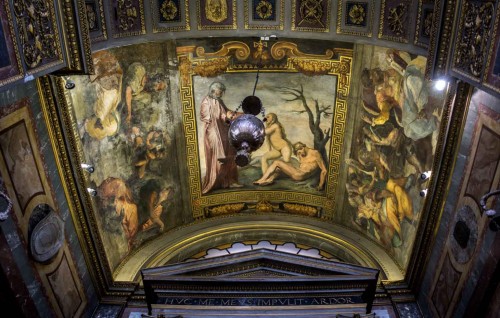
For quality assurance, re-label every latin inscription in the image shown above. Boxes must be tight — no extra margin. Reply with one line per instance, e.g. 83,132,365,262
158,296,361,306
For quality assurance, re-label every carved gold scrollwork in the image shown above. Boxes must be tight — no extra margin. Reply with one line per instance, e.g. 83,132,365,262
454,1,495,79
192,57,230,78
387,3,408,36
117,0,138,31
13,0,58,69
270,41,334,60
288,58,333,76
195,41,251,61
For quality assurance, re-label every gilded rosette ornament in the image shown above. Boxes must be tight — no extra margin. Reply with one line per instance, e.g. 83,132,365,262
348,4,366,25
206,0,228,23
161,0,178,21
255,0,273,19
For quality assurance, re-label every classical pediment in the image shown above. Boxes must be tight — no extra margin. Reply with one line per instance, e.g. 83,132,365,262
142,249,379,278
142,249,379,316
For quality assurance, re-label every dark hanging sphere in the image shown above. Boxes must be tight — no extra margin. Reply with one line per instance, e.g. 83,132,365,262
228,114,265,166
241,95,262,115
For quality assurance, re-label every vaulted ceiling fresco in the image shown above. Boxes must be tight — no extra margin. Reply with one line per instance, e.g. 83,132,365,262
63,37,447,280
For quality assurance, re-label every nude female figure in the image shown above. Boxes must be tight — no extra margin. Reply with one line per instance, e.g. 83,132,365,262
260,113,293,174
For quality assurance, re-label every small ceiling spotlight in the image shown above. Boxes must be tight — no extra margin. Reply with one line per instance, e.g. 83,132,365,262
65,79,75,90
434,79,447,91
87,188,97,197
480,189,500,232
80,163,94,173
420,189,428,197
480,189,499,215
420,171,432,180
485,209,497,217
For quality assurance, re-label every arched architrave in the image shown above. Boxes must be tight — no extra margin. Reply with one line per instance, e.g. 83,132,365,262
114,214,403,282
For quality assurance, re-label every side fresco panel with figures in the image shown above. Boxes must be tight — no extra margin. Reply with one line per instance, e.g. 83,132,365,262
345,46,446,267
69,44,182,271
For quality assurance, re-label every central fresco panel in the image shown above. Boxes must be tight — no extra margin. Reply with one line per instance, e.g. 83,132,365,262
177,39,353,221
65,38,446,275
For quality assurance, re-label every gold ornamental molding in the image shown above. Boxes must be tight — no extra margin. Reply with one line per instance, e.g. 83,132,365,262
176,40,353,219
38,76,136,297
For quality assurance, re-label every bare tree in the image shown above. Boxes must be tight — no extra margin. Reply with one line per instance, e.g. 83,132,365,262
277,85,331,163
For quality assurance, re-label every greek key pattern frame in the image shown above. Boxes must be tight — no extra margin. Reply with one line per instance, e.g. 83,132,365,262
177,41,352,219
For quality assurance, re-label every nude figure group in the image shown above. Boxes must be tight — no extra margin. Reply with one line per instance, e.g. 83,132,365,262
253,113,327,191
200,82,328,193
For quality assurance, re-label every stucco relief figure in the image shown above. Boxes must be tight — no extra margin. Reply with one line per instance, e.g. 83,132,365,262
200,82,242,194
260,113,293,174
85,51,123,140
254,142,327,191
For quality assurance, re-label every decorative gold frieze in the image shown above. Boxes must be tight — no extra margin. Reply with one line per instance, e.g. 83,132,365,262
282,203,318,217
208,203,247,216
255,200,274,212
192,57,231,78
452,1,495,81
270,42,334,60
12,0,64,72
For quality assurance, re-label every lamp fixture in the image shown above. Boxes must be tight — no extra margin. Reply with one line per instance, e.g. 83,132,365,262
65,78,75,90
434,79,447,91
81,163,95,173
420,171,432,180
87,188,98,197
479,189,500,231
227,65,266,167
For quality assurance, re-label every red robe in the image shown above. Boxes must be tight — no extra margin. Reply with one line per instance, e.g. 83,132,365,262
200,96,238,194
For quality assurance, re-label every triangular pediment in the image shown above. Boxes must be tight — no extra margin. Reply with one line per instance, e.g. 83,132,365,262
142,249,379,279
142,250,379,316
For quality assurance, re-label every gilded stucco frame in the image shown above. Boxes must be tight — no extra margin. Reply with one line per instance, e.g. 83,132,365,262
176,41,353,219
38,76,137,297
